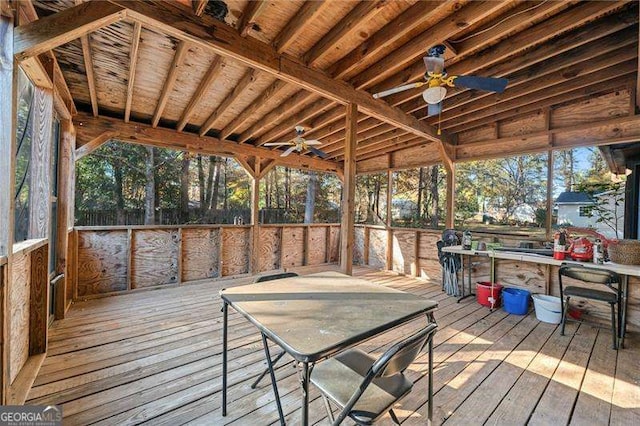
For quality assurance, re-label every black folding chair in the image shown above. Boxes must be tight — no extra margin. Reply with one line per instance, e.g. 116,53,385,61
251,272,299,389
558,264,621,349
310,322,438,425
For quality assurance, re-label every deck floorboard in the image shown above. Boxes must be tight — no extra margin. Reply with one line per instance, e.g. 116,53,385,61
27,266,639,425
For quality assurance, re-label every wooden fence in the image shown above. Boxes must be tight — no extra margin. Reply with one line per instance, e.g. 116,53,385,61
71,224,340,299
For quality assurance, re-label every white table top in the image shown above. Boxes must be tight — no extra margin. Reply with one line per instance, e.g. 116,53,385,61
442,245,640,277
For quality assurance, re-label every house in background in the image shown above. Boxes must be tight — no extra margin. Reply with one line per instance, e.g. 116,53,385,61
555,190,624,238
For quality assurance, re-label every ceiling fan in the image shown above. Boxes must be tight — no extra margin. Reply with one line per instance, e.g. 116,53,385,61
373,45,509,119
263,126,328,158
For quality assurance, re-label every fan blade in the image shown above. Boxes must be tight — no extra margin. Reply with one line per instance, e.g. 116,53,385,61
281,146,297,157
305,140,322,145
264,142,292,146
373,82,425,99
452,75,508,93
307,146,328,159
423,56,445,74
427,102,442,117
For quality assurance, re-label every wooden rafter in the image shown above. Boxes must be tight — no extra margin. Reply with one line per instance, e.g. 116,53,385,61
124,21,142,123
273,1,327,54
193,0,209,17
237,0,268,37
256,98,334,145
73,112,342,174
79,32,98,116
219,79,288,140
199,68,257,136
177,55,225,131
152,40,188,128
303,0,387,66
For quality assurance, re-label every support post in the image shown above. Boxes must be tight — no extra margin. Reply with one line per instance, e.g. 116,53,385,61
251,158,261,274
340,103,357,275
546,150,554,240
0,13,14,405
445,164,455,229
386,169,393,271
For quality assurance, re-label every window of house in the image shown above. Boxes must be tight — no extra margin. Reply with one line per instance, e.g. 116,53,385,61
579,206,593,217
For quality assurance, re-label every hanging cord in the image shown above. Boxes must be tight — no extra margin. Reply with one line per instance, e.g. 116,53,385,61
450,1,550,43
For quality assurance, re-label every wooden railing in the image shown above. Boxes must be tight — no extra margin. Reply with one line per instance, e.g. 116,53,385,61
71,224,341,299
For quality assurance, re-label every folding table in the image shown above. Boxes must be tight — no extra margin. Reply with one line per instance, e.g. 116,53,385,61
220,271,438,425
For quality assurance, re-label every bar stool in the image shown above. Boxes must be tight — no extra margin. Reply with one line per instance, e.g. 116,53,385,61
558,264,621,349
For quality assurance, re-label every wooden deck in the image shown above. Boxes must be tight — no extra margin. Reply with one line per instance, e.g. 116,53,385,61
27,266,639,425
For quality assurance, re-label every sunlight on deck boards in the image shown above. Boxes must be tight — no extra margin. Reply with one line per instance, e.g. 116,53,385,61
26,265,639,425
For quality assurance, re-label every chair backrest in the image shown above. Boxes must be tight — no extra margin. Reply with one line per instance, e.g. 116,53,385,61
559,264,619,287
371,323,438,378
254,272,299,283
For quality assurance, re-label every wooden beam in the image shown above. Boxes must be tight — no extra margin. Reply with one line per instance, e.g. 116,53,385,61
257,158,277,180
237,0,268,37
73,112,342,174
74,130,114,160
219,79,287,139
19,56,52,89
79,33,98,117
273,1,327,53
234,154,257,179
199,67,257,136
256,98,334,145
340,104,357,275
124,22,142,123
107,0,447,144
152,40,189,127
303,0,386,66
177,56,225,131
13,1,125,61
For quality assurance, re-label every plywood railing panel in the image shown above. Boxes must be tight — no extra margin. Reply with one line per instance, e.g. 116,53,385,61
368,228,387,270
307,227,328,265
77,230,128,296
181,228,220,282
391,230,416,276
220,227,250,276
257,227,281,272
281,226,305,268
131,229,180,289
329,226,341,263
28,244,48,356
9,250,30,384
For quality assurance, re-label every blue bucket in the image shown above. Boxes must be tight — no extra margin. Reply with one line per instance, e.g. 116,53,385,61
503,288,531,315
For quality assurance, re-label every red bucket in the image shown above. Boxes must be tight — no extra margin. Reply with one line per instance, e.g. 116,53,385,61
476,282,503,308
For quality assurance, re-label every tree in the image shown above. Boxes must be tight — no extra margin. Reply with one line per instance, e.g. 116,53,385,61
304,171,317,224
144,146,155,225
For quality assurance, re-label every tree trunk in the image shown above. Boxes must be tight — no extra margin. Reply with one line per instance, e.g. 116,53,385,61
430,165,439,228
180,153,190,223
417,167,424,222
113,161,125,225
205,156,215,209
223,158,229,210
304,172,317,224
211,156,221,210
144,146,155,225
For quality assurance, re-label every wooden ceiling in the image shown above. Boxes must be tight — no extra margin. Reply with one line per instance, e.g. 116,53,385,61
23,0,640,170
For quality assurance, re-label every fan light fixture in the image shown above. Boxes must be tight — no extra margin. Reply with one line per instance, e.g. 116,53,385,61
422,86,447,104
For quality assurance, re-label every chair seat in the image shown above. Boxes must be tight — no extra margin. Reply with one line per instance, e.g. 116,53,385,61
564,286,617,303
310,349,413,425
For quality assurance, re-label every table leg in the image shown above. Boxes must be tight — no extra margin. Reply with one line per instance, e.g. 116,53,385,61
222,301,228,416
301,361,310,426
620,276,629,349
261,333,285,425
457,255,475,302
428,335,434,426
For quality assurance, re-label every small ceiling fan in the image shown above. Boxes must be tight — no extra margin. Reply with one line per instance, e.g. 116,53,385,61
373,45,509,119
263,126,328,158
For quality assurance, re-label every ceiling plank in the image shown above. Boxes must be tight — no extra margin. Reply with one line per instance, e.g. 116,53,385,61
328,0,451,80
448,74,635,134
124,22,142,123
152,40,189,128
443,60,637,132
273,1,327,54
79,33,98,117
435,43,638,127
176,55,225,131
199,67,257,136
256,98,335,145
106,0,447,143
73,112,342,174
13,1,125,60
303,0,387,66
237,0,268,37
350,0,512,90
220,79,288,140
356,138,425,163
327,129,410,159
238,91,321,143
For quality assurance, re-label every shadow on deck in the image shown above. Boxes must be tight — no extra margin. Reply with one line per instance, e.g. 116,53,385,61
27,266,639,425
